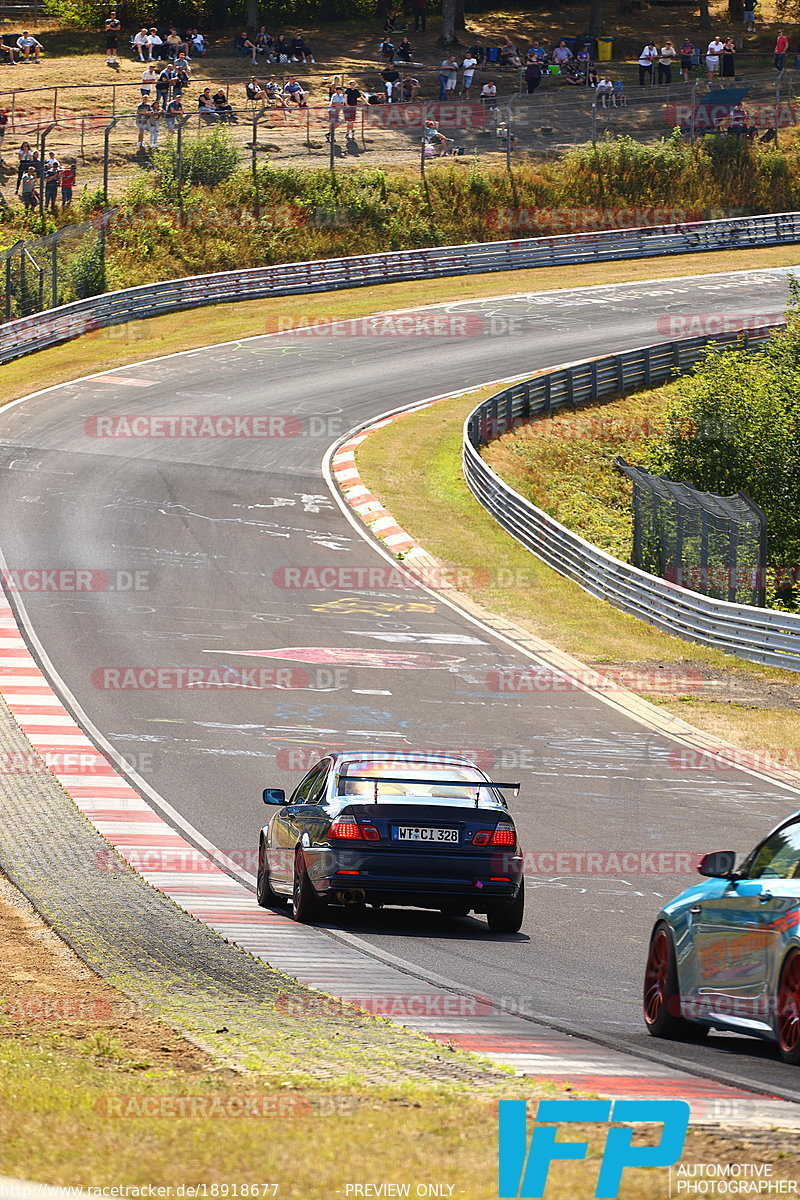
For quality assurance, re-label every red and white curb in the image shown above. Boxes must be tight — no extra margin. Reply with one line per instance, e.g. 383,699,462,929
1,604,799,1128
330,409,434,561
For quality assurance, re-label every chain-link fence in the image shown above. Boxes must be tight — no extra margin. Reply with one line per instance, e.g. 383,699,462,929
1,215,107,320
615,457,768,606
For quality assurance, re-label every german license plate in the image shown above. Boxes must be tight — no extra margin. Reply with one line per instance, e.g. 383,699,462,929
394,827,459,843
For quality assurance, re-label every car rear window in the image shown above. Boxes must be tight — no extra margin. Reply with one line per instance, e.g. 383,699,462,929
337,761,503,804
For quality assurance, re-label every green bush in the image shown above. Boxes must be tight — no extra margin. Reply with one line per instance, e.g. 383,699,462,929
153,127,241,191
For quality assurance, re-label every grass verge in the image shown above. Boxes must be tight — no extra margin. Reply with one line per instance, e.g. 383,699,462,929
2,870,798,1194
355,381,800,756
2,243,799,409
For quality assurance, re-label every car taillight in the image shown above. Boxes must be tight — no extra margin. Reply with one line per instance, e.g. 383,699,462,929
472,824,516,847
329,818,381,842
329,818,363,840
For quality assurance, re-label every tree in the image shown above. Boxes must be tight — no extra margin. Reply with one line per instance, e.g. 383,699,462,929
588,0,604,36
247,0,258,28
699,0,711,29
438,0,458,47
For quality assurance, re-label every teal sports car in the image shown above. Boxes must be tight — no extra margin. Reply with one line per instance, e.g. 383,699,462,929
644,811,800,1062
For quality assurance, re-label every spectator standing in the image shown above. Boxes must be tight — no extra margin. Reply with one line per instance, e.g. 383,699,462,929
721,36,736,77
524,57,541,93
20,168,36,209
60,161,75,206
16,31,42,63
706,35,724,81
156,62,176,106
165,96,183,131
173,54,191,95
743,2,756,32
147,102,162,147
43,151,60,211
0,109,7,166
658,40,676,84
679,37,694,82
140,63,157,96
412,0,426,33
637,42,657,85
774,29,788,71
133,29,151,61
15,141,33,192
439,54,458,99
326,84,346,140
344,81,361,137
104,11,121,67
135,99,151,147
462,52,477,96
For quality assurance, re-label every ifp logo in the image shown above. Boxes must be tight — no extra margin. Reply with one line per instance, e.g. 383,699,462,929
498,1099,689,1198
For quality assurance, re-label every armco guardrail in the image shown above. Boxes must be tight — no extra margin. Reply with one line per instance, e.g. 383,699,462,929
463,325,800,672
3,210,800,363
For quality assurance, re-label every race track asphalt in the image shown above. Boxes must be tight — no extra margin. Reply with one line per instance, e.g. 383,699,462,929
2,267,798,1094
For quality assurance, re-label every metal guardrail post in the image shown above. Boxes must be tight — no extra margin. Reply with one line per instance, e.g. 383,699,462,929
102,115,123,204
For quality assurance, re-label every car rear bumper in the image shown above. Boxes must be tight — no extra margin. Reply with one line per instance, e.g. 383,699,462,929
305,846,523,908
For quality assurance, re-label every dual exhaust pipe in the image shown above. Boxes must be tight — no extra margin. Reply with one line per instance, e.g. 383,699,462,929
335,888,366,905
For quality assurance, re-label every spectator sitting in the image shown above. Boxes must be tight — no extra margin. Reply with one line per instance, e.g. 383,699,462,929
133,28,150,60
402,74,420,100
173,56,191,94
1,38,18,64
380,37,395,63
16,31,42,63
246,76,265,103
265,76,286,106
381,64,400,100
384,10,398,32
496,121,516,148
613,79,626,105
236,31,257,63
468,41,487,67
479,79,498,109
284,76,307,106
290,34,312,62
197,88,217,121
213,89,237,121
552,41,572,69
189,29,206,56
587,64,599,86
256,27,273,57
165,28,187,58
424,119,451,156
396,35,413,62
595,74,614,106
146,28,164,59
527,40,547,62
274,34,291,61
499,39,521,67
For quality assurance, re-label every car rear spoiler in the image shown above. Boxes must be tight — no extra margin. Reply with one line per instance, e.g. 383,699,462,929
335,774,520,806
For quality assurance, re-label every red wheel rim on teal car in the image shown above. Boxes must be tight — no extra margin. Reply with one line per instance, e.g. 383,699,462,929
778,951,800,1053
644,928,669,1025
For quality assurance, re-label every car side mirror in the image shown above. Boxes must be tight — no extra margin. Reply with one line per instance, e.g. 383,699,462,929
698,850,737,878
263,788,286,805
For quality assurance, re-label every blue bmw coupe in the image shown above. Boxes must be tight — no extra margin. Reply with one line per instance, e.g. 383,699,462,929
644,811,800,1062
256,751,524,932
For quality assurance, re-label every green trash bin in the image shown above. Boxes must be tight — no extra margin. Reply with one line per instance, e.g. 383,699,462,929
597,36,613,61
